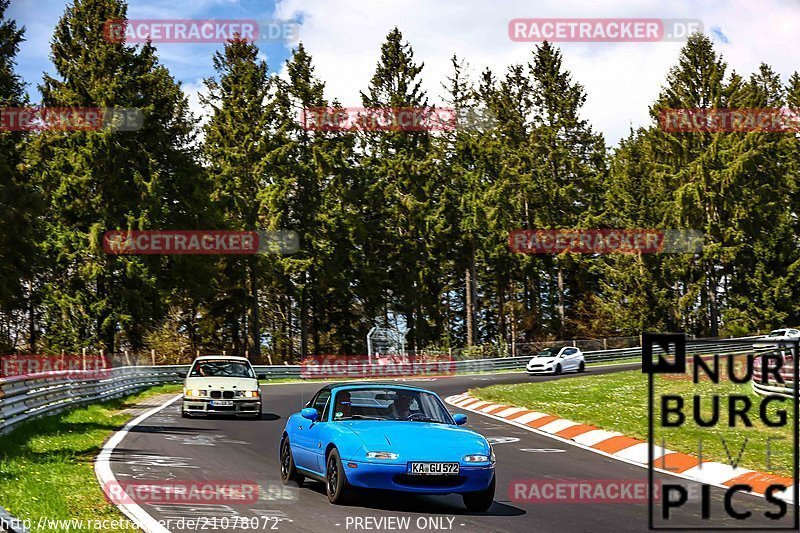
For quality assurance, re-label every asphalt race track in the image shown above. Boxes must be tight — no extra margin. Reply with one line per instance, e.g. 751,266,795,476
107,364,793,533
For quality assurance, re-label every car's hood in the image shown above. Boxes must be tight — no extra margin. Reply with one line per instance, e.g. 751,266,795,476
184,376,258,390
340,420,489,456
528,356,557,364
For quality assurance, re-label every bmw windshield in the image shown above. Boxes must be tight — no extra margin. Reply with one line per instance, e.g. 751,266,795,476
189,360,255,378
331,388,454,424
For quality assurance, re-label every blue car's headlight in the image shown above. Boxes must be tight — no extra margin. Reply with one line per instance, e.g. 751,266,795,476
367,451,399,460
463,454,490,463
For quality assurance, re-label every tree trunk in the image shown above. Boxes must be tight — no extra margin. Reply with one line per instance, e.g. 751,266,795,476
28,281,36,353
300,282,308,359
707,260,719,337
247,257,261,357
465,266,474,347
497,279,507,343
557,260,566,337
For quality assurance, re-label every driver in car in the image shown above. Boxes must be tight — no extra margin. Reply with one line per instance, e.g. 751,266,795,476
393,391,415,419
334,390,352,419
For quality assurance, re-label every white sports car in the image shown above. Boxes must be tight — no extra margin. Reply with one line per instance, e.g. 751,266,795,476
753,328,800,351
181,356,264,418
525,346,585,375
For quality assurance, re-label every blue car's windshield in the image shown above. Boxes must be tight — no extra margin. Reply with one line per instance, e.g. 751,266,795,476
332,388,453,424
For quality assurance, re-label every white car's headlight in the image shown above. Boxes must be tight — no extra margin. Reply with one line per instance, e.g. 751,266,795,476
366,451,399,460
463,454,491,462
236,390,260,398
184,389,208,397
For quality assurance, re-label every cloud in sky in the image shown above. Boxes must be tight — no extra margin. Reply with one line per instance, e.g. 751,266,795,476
9,0,800,146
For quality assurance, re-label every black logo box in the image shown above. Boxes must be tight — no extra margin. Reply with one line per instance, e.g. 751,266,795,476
643,333,799,530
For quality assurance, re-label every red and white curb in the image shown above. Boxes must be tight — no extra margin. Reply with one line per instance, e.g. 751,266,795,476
445,393,795,503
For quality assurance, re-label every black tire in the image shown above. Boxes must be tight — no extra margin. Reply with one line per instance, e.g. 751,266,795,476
181,402,189,418
554,364,562,375
280,438,304,486
326,448,349,504
578,362,585,373
463,475,495,512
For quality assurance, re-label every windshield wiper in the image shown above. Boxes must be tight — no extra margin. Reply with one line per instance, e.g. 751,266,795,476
337,415,384,420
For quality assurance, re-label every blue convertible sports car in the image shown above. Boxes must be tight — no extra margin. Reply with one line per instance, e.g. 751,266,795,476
280,383,496,511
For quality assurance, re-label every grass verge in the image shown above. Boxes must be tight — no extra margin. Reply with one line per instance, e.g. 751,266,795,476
0,383,181,530
471,368,794,477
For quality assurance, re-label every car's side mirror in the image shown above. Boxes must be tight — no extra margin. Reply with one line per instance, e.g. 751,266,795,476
300,408,319,421
453,413,467,425
257,373,267,380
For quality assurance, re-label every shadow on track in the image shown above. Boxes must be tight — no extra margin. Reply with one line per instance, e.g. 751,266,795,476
300,480,526,517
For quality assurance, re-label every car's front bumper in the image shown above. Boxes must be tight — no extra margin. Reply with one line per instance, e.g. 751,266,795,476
182,397,261,415
526,366,555,374
342,460,494,494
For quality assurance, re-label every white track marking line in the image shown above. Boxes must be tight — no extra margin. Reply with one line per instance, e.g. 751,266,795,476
95,394,182,533
680,463,754,485
614,442,672,463
495,407,526,418
537,418,579,434
572,429,623,447
512,412,549,424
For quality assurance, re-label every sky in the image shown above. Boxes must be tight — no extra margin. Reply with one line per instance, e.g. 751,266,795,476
7,0,800,146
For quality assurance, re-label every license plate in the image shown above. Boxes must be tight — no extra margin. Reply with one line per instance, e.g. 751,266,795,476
408,462,460,475
210,400,233,407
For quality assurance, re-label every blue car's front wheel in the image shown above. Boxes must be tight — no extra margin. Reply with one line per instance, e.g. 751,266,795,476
326,448,350,504
280,438,304,486
462,475,495,512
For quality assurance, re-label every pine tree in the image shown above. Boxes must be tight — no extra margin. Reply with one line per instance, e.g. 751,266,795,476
202,37,275,357
359,28,440,351
0,0,39,352
28,0,204,352
646,33,729,336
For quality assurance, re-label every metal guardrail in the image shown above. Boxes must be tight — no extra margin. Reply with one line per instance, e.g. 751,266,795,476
0,366,186,436
0,340,758,436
